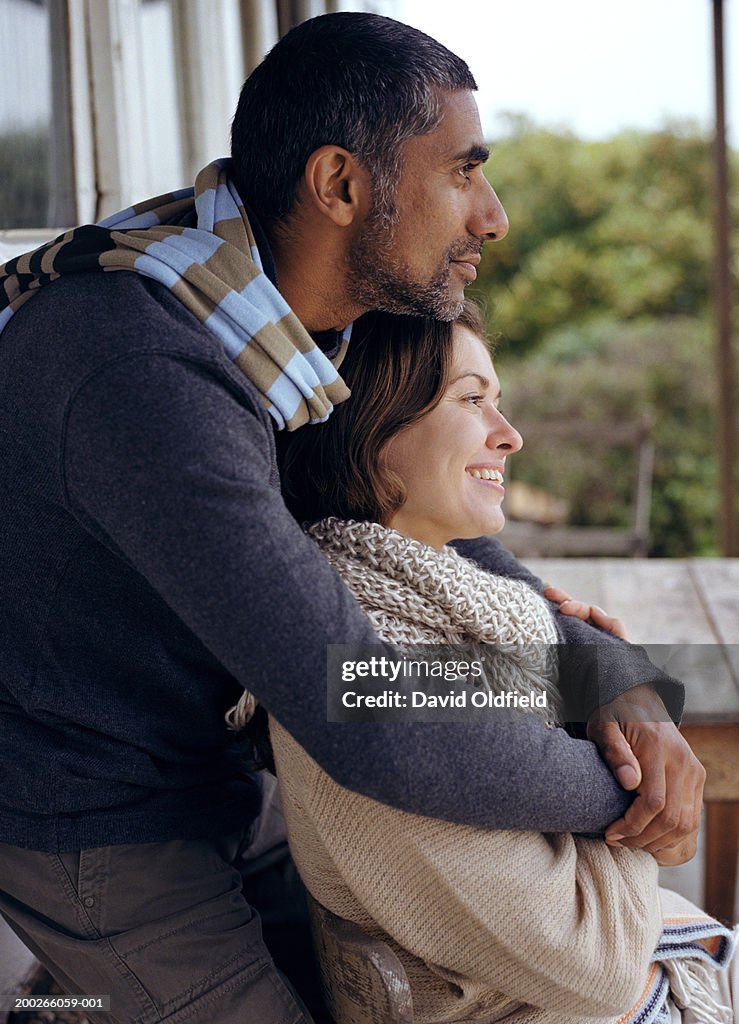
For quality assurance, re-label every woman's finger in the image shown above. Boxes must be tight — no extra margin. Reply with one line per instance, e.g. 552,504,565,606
544,584,629,640
557,598,592,621
588,605,629,640
542,584,572,606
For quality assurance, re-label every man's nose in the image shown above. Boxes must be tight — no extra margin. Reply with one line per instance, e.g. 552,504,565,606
471,181,509,242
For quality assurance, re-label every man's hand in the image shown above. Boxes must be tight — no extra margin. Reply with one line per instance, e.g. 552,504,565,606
543,584,628,640
652,832,699,867
587,684,705,863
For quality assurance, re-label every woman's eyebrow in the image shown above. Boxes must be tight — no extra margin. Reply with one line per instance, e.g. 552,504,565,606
449,371,491,388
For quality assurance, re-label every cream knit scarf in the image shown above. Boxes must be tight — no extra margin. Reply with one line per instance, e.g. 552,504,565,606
306,517,564,724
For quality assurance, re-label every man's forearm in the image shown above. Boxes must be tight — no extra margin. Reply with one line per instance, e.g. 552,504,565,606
453,535,684,722
62,346,632,834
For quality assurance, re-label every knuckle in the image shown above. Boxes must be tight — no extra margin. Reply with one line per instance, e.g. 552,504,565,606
644,792,666,814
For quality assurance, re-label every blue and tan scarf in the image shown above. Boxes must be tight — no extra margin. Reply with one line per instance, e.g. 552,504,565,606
0,159,350,430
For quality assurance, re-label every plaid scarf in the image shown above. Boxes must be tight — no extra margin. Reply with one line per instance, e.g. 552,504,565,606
0,159,351,431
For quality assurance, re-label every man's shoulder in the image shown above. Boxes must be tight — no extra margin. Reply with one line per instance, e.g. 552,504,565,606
17,270,220,363
4,269,268,412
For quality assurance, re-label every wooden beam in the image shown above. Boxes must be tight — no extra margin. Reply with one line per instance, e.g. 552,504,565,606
680,723,739,801
712,0,737,556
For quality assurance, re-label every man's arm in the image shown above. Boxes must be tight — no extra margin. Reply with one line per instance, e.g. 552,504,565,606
62,349,633,834
454,534,704,858
454,535,684,718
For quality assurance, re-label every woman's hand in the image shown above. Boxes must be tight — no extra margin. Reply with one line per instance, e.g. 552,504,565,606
543,584,628,639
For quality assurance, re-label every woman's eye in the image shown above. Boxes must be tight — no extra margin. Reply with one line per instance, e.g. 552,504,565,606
463,394,484,406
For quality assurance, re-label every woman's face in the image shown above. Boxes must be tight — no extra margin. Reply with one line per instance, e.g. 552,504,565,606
384,325,522,549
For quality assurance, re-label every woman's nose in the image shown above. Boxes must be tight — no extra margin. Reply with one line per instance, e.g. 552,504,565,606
487,415,523,453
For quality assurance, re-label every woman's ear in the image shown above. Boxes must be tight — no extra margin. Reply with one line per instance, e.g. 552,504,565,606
302,146,371,227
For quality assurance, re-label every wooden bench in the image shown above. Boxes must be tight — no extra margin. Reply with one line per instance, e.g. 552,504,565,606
306,893,413,1024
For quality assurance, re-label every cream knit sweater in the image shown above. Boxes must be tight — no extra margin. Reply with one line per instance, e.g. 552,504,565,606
270,520,663,1023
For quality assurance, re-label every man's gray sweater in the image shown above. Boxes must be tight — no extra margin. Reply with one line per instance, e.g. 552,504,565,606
0,271,681,852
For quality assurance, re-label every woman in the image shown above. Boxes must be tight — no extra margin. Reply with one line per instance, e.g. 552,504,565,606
234,304,736,1023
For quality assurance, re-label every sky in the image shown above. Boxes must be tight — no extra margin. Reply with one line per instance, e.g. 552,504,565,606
370,0,739,143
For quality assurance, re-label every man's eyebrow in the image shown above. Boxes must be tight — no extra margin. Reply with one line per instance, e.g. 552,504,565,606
449,144,490,165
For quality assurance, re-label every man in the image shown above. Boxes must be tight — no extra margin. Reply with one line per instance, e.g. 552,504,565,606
0,13,703,1024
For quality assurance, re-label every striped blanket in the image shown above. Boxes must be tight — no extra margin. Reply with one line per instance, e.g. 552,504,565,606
0,159,350,430
623,890,736,1024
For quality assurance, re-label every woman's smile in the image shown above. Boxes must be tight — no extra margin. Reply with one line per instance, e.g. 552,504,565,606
384,324,522,549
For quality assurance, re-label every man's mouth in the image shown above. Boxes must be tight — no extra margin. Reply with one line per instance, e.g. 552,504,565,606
450,252,481,281
452,260,478,281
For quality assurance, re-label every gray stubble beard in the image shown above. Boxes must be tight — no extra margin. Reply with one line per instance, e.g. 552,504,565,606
346,201,469,322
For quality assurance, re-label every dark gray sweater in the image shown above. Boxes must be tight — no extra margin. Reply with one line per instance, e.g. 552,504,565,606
0,271,682,852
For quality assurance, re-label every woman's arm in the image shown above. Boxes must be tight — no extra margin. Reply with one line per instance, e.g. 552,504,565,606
274,721,662,1020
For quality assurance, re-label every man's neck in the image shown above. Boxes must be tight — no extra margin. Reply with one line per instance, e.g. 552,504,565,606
266,221,364,333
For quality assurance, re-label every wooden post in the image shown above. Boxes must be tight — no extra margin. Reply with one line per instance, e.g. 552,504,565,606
680,722,739,925
712,0,737,556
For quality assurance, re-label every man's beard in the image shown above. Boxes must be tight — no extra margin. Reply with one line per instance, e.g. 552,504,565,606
346,203,475,322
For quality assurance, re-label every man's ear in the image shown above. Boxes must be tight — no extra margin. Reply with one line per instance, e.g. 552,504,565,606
302,146,371,227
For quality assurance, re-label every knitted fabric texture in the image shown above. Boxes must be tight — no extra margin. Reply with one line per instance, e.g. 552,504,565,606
0,159,349,430
271,729,662,1024
306,517,564,723
270,518,735,1023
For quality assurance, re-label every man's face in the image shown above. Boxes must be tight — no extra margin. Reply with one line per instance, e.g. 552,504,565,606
347,90,508,321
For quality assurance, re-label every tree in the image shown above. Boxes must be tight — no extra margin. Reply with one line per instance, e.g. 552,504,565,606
475,117,719,355
474,119,737,555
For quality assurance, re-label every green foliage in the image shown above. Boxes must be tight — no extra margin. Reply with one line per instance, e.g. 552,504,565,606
497,317,720,556
474,119,736,555
474,117,719,354
0,130,50,229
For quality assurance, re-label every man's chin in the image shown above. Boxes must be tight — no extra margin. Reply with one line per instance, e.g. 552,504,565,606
347,264,465,320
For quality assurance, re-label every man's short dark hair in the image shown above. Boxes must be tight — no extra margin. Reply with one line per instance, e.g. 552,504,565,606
230,12,477,227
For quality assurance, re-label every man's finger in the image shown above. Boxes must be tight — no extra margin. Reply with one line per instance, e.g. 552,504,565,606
654,832,699,867
606,749,668,845
589,721,642,793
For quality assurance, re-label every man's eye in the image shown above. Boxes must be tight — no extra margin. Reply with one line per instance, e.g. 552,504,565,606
457,163,477,181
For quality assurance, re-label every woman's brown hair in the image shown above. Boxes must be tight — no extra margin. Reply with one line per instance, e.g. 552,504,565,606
279,300,488,525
